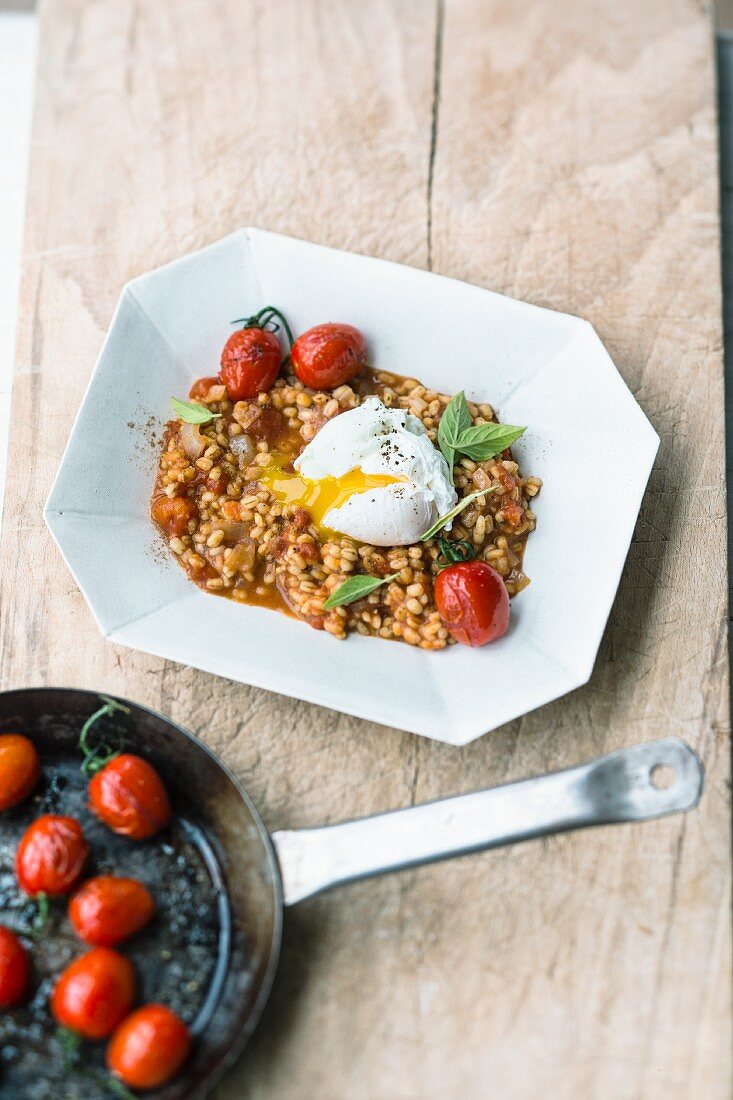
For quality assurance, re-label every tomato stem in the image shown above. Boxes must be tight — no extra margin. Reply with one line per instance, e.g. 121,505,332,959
56,1028,137,1099
230,305,295,348
106,1076,138,1100
436,536,476,569
33,891,50,934
8,898,45,939
78,695,130,778
55,1026,82,1071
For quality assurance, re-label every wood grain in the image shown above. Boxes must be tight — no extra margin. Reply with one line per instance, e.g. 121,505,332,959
0,1,729,1097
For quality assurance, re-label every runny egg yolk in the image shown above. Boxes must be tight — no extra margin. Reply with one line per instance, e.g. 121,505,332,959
259,457,403,534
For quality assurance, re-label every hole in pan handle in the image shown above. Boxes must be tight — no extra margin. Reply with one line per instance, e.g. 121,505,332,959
272,738,703,905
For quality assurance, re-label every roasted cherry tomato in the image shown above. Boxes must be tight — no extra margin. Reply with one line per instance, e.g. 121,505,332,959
291,323,366,390
51,947,135,1039
151,495,198,538
0,734,41,811
107,1003,192,1089
434,561,510,647
89,754,171,840
0,926,29,1008
220,328,282,400
69,876,155,947
15,815,89,896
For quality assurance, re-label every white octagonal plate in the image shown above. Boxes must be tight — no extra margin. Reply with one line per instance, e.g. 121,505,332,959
45,228,658,745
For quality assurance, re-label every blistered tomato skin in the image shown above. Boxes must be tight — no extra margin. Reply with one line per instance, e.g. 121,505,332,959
219,327,282,400
51,947,135,1039
15,815,89,896
291,323,367,390
69,876,155,947
0,926,30,1009
107,1003,192,1089
434,561,510,647
0,734,41,811
89,754,172,840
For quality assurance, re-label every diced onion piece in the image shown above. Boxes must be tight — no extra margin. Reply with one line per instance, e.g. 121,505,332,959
219,521,250,542
233,403,262,430
180,421,205,459
204,383,227,403
230,433,255,467
226,541,255,571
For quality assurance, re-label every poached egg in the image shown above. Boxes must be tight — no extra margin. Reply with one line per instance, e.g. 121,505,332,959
260,397,456,545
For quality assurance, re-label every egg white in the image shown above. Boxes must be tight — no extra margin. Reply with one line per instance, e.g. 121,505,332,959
294,397,457,546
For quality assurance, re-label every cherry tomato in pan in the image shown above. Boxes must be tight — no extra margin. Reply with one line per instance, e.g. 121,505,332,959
89,754,171,840
0,733,40,811
291,323,366,390
51,947,135,1040
15,815,89,896
434,561,510,647
107,1003,192,1090
69,876,155,947
0,926,29,1009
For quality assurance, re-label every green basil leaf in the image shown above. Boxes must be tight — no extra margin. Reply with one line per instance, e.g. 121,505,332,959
454,422,526,461
323,572,398,609
420,487,500,542
171,396,222,424
437,391,472,472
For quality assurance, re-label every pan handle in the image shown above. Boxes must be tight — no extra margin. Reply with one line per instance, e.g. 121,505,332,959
272,738,702,905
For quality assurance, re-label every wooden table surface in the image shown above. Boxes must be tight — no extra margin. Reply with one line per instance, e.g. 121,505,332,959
1,1,730,1097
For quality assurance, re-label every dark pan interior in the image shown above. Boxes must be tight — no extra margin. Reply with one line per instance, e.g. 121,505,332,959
0,688,282,1100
